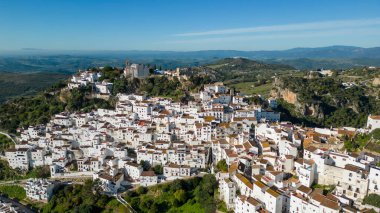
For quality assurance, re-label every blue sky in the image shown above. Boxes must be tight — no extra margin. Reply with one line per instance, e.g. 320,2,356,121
0,0,380,51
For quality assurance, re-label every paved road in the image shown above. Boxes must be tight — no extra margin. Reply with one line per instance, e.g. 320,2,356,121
115,194,136,213
0,195,35,213
0,131,17,145
0,180,26,186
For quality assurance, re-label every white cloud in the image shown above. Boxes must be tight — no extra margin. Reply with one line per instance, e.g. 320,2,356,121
166,27,380,44
173,18,380,37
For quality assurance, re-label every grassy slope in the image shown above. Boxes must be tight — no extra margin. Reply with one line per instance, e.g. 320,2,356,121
229,82,272,96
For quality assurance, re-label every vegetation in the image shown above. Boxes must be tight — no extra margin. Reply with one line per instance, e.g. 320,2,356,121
206,58,295,85
140,160,151,171
42,180,127,213
229,81,272,96
344,133,370,152
123,174,218,213
0,86,112,133
0,72,69,103
0,134,13,152
276,76,380,128
216,159,228,172
0,185,26,200
363,194,380,208
371,129,380,140
140,76,184,100
152,165,163,175
311,184,336,195
342,129,380,153
0,160,50,180
216,199,231,213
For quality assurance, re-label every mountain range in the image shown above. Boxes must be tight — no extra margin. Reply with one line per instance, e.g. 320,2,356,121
0,46,379,72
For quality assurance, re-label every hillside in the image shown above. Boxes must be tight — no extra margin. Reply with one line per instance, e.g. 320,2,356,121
0,66,207,133
272,70,380,128
0,72,68,102
0,55,122,73
208,57,294,70
205,57,296,84
0,84,113,133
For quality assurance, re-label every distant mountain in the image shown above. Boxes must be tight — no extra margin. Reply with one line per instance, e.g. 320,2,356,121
248,46,380,59
208,57,295,70
0,46,379,72
264,57,380,70
3,45,380,58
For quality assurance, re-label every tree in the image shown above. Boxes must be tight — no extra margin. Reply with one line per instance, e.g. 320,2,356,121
140,160,151,171
194,174,218,213
174,189,187,204
152,165,163,175
78,204,93,213
363,194,380,208
371,129,380,140
216,159,228,172
139,195,154,212
136,186,148,195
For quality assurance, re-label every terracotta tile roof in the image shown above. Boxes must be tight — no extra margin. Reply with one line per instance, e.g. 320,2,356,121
320,198,340,211
141,171,156,177
369,115,380,120
266,188,281,198
297,185,312,195
254,181,266,189
236,173,253,189
246,197,261,206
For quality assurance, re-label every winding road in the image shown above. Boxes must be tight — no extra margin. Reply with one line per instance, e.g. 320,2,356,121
115,194,137,213
0,131,17,145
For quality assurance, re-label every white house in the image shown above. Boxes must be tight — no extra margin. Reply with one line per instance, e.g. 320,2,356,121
24,179,59,202
367,115,380,131
140,171,158,186
93,169,124,194
124,162,143,180
163,163,191,178
368,166,380,194
5,148,31,170
219,178,236,210
235,195,262,213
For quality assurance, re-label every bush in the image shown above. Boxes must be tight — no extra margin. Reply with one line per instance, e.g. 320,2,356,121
123,175,218,213
0,185,26,200
42,180,125,213
371,129,380,140
0,134,13,152
216,160,228,172
363,194,380,208
152,165,163,175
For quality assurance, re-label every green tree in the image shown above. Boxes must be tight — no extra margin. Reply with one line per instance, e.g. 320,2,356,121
174,189,187,204
216,159,228,172
363,194,380,208
140,160,151,171
139,195,154,212
136,186,148,195
371,129,380,140
152,165,163,175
